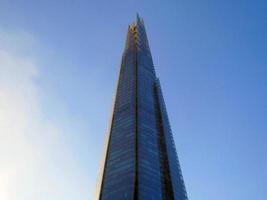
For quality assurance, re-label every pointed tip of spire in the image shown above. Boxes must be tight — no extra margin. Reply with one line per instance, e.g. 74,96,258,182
136,12,144,25
136,12,141,20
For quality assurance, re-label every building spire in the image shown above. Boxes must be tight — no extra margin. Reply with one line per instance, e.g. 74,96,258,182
136,12,140,20
136,12,143,25
95,15,188,200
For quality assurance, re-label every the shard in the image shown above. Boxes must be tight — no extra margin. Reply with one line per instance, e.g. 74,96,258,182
95,15,188,200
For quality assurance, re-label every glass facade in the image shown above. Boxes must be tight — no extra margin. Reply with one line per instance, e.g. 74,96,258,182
95,15,188,200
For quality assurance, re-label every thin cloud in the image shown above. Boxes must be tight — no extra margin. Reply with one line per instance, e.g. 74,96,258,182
0,30,89,200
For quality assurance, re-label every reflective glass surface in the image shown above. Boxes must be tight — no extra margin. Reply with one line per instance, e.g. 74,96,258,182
98,15,188,200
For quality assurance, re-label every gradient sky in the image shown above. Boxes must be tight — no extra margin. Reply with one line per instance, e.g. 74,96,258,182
0,0,266,199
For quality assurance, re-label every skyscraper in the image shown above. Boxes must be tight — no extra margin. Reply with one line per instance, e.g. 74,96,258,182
95,15,188,200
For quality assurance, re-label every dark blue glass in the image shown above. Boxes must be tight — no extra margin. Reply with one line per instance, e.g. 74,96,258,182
96,15,188,200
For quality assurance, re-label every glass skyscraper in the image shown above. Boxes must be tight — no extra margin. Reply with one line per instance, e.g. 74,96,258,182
95,15,188,200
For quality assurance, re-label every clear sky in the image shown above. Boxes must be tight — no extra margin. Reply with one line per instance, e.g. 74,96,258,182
0,0,266,199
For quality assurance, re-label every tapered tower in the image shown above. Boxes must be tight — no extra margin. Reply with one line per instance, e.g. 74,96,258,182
95,15,188,200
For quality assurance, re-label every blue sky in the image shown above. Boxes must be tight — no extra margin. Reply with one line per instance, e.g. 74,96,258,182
0,0,266,199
